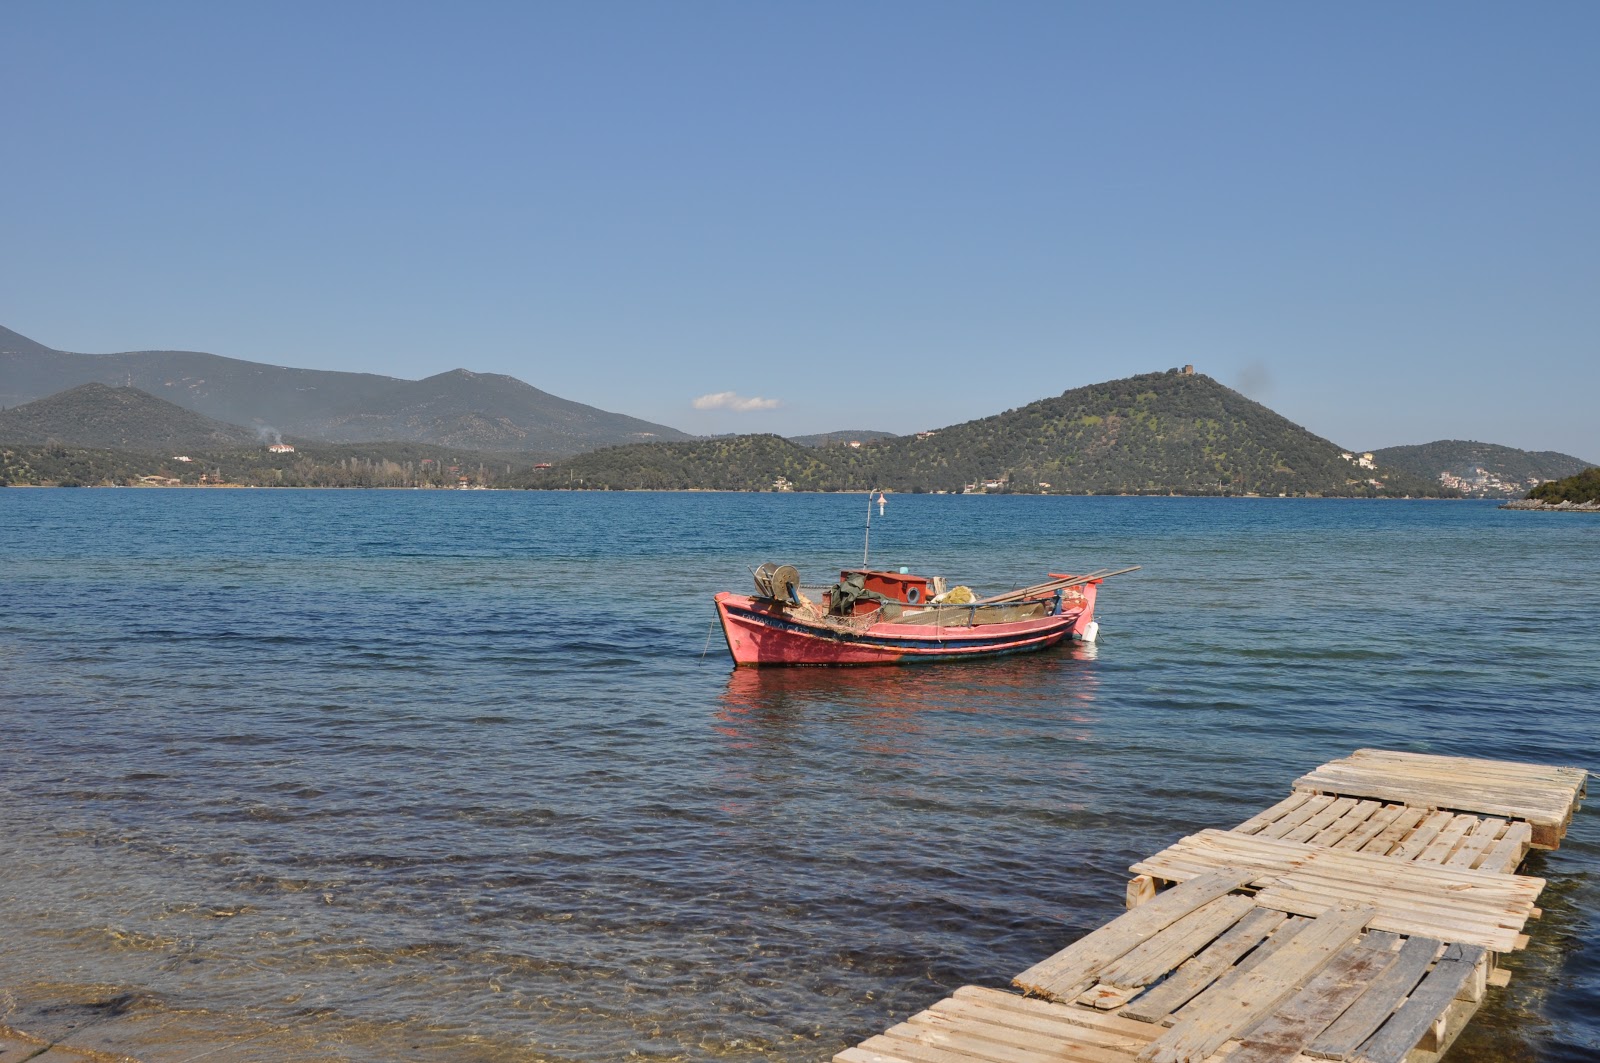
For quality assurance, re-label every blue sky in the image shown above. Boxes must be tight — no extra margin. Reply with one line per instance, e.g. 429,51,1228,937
4,2,1597,457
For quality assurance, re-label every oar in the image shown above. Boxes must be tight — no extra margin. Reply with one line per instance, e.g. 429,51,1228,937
973,565,1141,605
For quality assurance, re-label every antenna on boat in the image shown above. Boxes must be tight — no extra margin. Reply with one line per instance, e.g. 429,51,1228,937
862,489,886,567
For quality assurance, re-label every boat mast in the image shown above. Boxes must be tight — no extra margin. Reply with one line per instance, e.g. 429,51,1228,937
862,488,885,567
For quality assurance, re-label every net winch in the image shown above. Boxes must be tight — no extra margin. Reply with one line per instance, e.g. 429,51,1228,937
752,562,801,606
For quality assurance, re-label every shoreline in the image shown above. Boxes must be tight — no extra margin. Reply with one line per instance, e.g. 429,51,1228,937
1,482,1486,499
1499,498,1600,512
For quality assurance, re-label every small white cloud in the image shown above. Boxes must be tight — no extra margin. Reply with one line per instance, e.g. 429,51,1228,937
692,391,781,412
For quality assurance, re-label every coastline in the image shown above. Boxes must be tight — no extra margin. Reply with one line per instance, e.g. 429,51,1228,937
1499,498,1600,512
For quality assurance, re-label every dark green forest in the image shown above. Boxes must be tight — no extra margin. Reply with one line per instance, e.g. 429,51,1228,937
1526,468,1600,505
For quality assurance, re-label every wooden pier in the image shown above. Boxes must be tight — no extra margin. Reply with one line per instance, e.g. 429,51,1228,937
834,748,1587,1063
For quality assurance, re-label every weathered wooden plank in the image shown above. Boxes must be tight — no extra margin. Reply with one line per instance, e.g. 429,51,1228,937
1249,882,1524,952
1162,917,1309,1028
1098,894,1257,988
953,985,1157,1038
1225,938,1398,1063
1309,799,1383,849
1284,796,1360,844
1138,906,1373,1063
1294,750,1586,842
1120,907,1287,1024
1444,817,1508,870
1479,820,1533,874
931,992,1149,1048
1357,805,1429,857
1354,943,1487,1063
1014,868,1256,1000
1333,802,1407,851
1390,809,1456,859
902,1007,1141,1062
1302,934,1440,1059
1079,982,1143,1010
1260,794,1336,839
1234,792,1314,836
1414,813,1478,864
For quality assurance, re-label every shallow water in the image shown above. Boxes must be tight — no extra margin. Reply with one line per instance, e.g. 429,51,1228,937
0,490,1595,1061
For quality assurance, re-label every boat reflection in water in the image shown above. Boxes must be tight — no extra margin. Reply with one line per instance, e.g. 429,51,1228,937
713,645,1103,761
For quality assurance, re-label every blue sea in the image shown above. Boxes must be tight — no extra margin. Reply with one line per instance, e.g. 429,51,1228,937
1,490,1595,1062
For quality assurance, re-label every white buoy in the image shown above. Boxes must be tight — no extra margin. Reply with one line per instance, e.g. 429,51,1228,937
1076,621,1100,644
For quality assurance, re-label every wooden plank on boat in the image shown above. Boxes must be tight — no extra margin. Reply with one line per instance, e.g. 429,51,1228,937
1302,934,1440,1059
1352,943,1487,1063
973,566,1141,606
1013,868,1256,1000
1119,907,1287,1024
1224,935,1399,1063
1137,906,1373,1063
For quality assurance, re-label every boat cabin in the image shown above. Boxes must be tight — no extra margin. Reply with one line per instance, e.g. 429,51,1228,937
842,569,940,606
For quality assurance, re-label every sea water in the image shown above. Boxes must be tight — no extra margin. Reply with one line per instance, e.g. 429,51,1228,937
0,490,1595,1061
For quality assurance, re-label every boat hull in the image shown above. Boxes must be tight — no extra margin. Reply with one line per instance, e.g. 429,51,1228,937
713,585,1097,667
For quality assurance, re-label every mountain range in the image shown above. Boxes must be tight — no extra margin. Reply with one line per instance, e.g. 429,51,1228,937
529,370,1450,496
0,325,688,454
3,325,1591,495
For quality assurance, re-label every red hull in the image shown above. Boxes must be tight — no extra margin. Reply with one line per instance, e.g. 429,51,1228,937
714,582,1098,667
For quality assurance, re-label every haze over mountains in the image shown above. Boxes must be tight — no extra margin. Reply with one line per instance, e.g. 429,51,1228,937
0,325,688,454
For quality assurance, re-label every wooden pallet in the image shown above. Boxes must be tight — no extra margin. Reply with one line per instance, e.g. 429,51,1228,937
832,749,1586,1063
1292,749,1586,850
1127,828,1542,951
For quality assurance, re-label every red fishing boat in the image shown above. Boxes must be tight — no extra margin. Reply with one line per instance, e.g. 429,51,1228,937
713,563,1137,667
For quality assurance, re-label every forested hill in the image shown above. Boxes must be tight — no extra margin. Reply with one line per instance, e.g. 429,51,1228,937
1373,440,1594,487
1525,468,1600,505
0,383,261,450
530,370,1448,496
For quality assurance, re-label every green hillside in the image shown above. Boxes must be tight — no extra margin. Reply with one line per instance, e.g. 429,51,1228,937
0,383,260,450
517,434,872,491
0,439,553,488
1525,468,1600,505
0,325,690,454
1373,440,1594,496
537,370,1448,496
788,430,899,448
